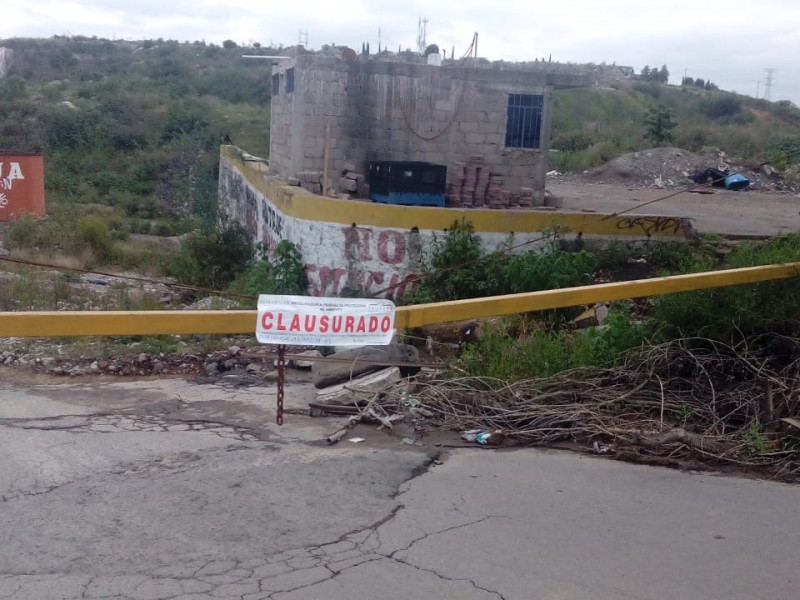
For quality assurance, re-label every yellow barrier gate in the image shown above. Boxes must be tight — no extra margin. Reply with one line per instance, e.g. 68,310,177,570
2,262,799,337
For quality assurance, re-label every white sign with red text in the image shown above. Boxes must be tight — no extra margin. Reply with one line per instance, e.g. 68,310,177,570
256,295,396,346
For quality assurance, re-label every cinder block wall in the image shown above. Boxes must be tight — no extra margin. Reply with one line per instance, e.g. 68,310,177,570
270,56,588,203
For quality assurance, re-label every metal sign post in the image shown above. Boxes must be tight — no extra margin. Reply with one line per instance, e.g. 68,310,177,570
256,295,396,426
276,344,286,425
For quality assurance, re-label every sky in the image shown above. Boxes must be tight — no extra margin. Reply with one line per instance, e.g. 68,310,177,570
1,0,798,105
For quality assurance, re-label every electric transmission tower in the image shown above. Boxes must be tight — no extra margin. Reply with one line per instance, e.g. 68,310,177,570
764,68,776,101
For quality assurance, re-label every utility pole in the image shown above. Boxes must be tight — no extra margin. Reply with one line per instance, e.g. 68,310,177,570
755,80,761,99
298,30,309,48
764,68,776,101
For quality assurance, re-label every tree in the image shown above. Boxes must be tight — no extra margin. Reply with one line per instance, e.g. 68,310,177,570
641,65,651,80
658,64,670,83
222,39,238,49
681,76,695,87
694,78,705,88
645,104,676,144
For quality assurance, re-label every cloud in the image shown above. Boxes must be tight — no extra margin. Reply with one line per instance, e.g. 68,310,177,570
0,0,797,104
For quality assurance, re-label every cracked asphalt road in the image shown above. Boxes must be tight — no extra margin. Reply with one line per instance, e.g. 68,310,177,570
1,370,798,599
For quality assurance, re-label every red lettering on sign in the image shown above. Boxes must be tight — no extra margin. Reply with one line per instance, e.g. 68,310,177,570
381,316,392,332
277,313,287,331
345,316,355,333
355,316,366,332
320,315,329,333
369,316,379,332
261,312,274,330
332,316,343,333
304,315,317,332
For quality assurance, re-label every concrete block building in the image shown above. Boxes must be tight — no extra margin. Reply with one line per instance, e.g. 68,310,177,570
268,51,591,207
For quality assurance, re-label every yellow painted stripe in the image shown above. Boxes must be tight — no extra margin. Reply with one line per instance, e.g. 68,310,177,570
2,263,798,337
223,147,692,238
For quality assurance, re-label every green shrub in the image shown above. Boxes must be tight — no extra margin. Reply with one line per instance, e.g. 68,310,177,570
507,247,598,293
236,240,308,300
169,224,253,290
461,310,647,381
75,215,117,262
406,219,510,303
651,234,800,341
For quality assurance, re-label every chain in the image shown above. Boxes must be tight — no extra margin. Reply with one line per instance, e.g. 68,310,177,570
276,345,286,426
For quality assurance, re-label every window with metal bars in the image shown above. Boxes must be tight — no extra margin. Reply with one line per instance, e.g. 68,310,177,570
505,93,543,149
286,68,295,93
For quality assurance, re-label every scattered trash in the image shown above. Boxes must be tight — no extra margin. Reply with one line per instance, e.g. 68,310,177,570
724,172,750,191
401,437,421,446
593,441,612,454
461,429,506,446
348,437,365,443
546,170,561,177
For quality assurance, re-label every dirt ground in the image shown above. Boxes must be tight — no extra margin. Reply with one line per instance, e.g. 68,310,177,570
549,180,800,237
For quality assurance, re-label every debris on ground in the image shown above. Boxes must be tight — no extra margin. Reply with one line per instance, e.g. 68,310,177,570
312,343,420,388
461,429,507,446
578,147,796,193
407,336,800,481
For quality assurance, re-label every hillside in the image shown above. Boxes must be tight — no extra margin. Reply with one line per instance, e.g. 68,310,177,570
550,80,800,175
1,37,800,262
0,36,273,240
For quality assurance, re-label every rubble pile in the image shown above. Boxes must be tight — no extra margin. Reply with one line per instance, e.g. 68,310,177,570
337,164,369,199
0,345,270,378
581,147,799,193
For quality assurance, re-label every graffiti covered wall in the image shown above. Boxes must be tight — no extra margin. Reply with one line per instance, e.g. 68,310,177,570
219,148,694,299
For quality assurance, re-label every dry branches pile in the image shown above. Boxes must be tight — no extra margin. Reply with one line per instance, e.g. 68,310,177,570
414,336,800,480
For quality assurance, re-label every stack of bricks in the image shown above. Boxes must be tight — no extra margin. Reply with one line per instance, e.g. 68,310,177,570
486,173,507,208
475,165,490,208
446,162,466,207
518,187,535,207
338,164,367,199
446,156,516,209
294,171,323,195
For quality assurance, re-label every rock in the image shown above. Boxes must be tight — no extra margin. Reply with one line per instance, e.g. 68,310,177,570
204,362,220,376
312,344,419,389
223,359,237,370
89,361,100,373
246,363,263,373
228,345,241,355
315,367,401,405
292,349,321,369
153,361,165,375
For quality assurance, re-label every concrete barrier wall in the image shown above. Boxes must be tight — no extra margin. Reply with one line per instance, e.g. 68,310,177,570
219,147,693,299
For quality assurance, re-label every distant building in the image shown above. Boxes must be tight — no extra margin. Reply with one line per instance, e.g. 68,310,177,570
268,51,591,206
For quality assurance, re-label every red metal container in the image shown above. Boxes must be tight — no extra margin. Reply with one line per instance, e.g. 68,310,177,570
0,152,45,221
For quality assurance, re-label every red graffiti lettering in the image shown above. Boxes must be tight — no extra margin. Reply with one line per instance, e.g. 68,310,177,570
343,226,373,261
306,265,348,297
377,230,407,265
